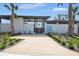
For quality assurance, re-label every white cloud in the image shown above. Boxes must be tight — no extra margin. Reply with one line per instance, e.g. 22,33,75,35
19,3,46,9
52,8,68,12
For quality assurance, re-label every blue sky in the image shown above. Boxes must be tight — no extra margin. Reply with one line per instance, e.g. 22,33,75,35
0,3,79,23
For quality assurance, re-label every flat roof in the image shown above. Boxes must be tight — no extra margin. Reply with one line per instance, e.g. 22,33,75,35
46,20,79,24
0,15,50,20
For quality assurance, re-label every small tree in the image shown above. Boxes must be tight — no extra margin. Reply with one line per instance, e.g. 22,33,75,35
4,3,18,34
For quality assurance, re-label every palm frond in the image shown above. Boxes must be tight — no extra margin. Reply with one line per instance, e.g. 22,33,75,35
73,6,78,14
4,4,10,10
15,6,18,10
57,3,63,7
10,3,14,8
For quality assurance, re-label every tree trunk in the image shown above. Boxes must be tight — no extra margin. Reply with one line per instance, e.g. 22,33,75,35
68,3,74,35
10,15,15,34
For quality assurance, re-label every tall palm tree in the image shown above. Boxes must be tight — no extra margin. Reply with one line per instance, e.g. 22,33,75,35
4,3,18,34
58,3,74,35
68,3,74,35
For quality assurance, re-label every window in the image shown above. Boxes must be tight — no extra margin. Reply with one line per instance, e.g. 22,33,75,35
35,21,43,28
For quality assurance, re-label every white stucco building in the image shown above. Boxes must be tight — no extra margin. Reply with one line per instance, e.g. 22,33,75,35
0,15,79,34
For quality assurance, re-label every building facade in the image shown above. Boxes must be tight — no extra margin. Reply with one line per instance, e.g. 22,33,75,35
0,15,79,34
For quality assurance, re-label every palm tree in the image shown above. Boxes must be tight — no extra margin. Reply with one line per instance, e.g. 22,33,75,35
57,14,62,20
58,3,74,35
68,3,74,35
4,3,18,34
57,14,68,20
62,14,68,20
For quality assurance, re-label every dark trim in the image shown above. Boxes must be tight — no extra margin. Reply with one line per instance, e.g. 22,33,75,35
23,16,50,19
34,19,35,33
0,15,50,20
0,18,1,23
34,19,45,33
46,20,79,24
0,15,10,20
34,28,44,33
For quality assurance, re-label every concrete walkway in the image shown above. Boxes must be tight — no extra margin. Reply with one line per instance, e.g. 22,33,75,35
2,35,79,56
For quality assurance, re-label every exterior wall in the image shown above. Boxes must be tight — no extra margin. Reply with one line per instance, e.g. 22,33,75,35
14,17,24,34
0,18,78,34
14,18,34,34
74,24,78,34
45,23,78,34
0,18,35,34
0,24,11,33
24,22,34,34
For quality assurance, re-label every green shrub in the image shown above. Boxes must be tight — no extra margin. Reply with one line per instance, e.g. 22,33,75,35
15,39,22,42
47,33,79,51
68,44,74,49
61,41,66,46
2,34,15,46
47,33,51,37
65,42,69,47
68,38,79,49
0,43,6,50
0,33,23,50
9,42,14,45
3,34,11,42
59,35,62,39
8,38,17,46
57,39,61,43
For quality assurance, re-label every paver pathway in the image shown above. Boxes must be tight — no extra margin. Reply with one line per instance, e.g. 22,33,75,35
2,35,79,56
